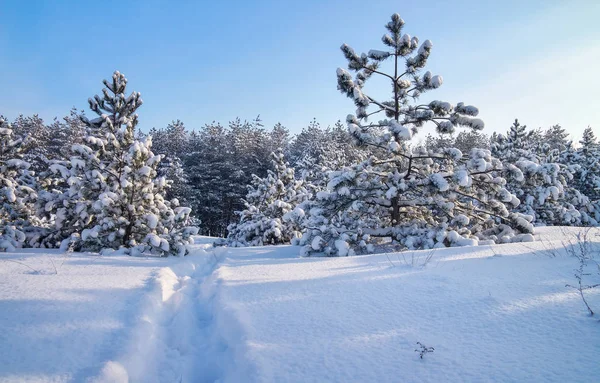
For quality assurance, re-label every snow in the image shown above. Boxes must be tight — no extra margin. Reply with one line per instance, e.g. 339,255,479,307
389,120,412,140
455,102,479,117
0,249,166,383
138,165,152,176
1,228,599,382
311,236,323,250
146,213,159,229
419,39,432,53
368,50,390,60
430,173,449,191
430,74,443,88
429,100,452,113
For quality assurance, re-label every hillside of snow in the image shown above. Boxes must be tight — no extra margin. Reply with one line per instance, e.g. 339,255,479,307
1,227,599,382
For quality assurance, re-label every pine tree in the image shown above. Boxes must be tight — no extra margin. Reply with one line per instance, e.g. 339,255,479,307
289,119,367,191
424,130,489,154
185,121,252,236
560,126,600,211
265,122,290,157
9,110,87,174
184,118,289,236
9,114,49,173
0,118,38,251
507,119,527,147
148,120,191,204
38,71,198,255
299,13,533,256
491,120,591,226
544,124,570,151
580,126,597,154
227,150,308,246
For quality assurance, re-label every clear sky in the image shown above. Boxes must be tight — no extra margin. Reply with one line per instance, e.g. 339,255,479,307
1,0,599,141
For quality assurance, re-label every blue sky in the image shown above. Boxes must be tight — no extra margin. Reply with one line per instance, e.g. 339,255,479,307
1,0,599,141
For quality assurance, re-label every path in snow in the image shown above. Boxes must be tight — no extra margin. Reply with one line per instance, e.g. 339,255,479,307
0,242,252,383
93,244,252,383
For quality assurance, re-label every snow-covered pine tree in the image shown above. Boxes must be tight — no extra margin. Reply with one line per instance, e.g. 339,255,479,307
148,120,191,204
507,119,528,148
264,122,290,158
0,118,38,251
185,118,290,236
558,126,600,213
579,126,598,155
185,121,252,236
227,150,309,246
7,111,85,175
289,119,368,193
38,71,198,255
491,120,538,161
299,13,533,256
424,130,489,154
9,114,51,174
491,120,591,226
544,124,570,152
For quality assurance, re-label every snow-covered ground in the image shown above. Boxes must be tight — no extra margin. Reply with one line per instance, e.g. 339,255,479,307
1,228,599,382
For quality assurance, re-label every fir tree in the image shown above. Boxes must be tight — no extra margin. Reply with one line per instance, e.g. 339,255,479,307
289,119,367,190
185,121,250,236
9,110,86,174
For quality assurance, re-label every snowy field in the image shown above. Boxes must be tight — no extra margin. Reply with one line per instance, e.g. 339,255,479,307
1,227,599,382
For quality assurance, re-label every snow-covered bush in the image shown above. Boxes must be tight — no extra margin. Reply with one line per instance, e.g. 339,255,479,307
36,71,198,255
227,150,309,246
299,13,533,256
0,118,39,251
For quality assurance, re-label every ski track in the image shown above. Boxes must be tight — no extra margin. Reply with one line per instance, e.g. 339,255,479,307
93,245,245,383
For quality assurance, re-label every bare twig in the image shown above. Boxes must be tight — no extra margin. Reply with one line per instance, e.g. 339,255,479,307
1,259,41,274
47,256,58,275
563,229,599,316
415,342,435,359
384,252,396,267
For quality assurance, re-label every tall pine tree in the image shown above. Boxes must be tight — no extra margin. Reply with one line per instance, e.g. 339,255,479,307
299,13,533,256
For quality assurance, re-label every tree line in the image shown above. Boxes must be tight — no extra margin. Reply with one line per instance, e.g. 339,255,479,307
2,13,599,256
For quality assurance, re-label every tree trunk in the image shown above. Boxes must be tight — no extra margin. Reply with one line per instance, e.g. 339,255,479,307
391,196,400,224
